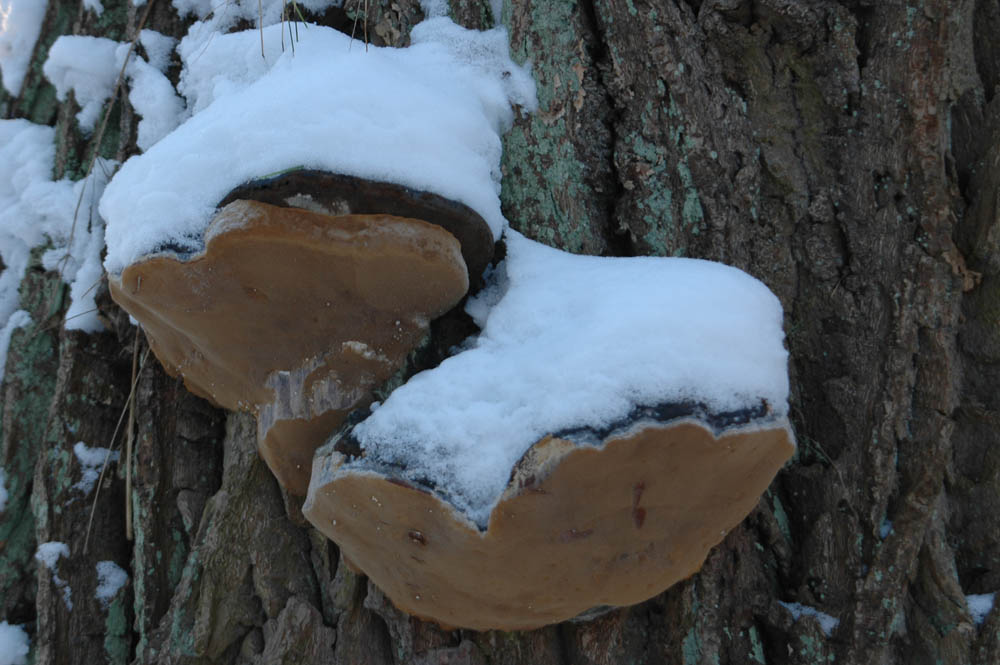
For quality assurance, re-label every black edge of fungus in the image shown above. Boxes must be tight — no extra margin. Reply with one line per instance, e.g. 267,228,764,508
219,170,496,286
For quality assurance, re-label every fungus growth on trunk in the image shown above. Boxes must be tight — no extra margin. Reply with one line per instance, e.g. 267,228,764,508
109,190,485,494
99,17,535,493
302,230,796,630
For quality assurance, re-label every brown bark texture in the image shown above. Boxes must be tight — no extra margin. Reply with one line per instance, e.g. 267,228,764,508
2,0,999,663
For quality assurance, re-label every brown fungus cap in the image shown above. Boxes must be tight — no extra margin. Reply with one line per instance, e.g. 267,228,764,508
303,416,795,631
109,199,470,494
219,170,496,286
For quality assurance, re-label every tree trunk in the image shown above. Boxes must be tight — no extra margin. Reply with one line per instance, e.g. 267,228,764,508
2,1,998,663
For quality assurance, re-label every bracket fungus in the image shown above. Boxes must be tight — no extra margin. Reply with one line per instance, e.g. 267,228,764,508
302,230,796,630
98,18,535,493
109,179,493,494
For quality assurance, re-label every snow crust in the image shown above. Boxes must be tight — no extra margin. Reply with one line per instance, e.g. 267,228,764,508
101,17,536,274
351,230,790,527
139,29,175,73
0,119,116,338
35,542,72,609
779,601,839,637
968,593,996,625
95,561,128,607
0,622,28,665
35,541,68,569
0,0,47,96
43,35,124,134
73,441,119,495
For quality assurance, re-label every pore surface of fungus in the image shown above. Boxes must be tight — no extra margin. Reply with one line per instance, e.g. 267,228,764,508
304,413,794,631
110,199,470,494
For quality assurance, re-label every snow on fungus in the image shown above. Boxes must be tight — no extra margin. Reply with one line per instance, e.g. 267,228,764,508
100,19,536,275
109,195,475,495
302,231,796,630
306,418,793,631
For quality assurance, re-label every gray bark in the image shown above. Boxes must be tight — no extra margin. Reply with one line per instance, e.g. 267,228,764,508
2,0,999,663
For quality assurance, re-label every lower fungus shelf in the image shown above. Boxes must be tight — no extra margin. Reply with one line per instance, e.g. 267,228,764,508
303,417,794,631
301,227,796,630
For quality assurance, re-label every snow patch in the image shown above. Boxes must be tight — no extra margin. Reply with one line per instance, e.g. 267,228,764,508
95,561,128,607
0,621,29,665
42,35,125,134
73,441,119,495
0,119,116,336
780,601,839,637
489,0,504,24
35,542,72,610
138,29,176,73
967,593,995,626
82,0,103,15
350,230,790,527
101,17,536,274
0,0,48,96
126,57,184,151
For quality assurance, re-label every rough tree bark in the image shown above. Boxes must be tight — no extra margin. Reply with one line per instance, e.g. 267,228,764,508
2,0,999,663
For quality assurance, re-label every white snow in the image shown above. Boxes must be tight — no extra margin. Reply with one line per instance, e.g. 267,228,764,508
780,601,839,637
42,35,124,134
126,58,184,151
0,119,54,331
348,230,790,527
82,0,103,15
100,17,536,274
35,541,72,609
0,466,7,512
95,561,128,607
138,29,176,73
0,0,47,96
72,441,119,495
967,593,996,625
0,119,116,337
0,622,29,665
0,119,51,366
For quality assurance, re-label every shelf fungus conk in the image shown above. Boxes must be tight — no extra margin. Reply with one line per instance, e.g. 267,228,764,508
301,230,796,631
304,409,794,631
110,175,493,494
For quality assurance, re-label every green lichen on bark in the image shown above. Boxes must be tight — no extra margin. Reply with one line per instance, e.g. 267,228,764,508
104,591,131,665
499,0,614,255
0,265,60,623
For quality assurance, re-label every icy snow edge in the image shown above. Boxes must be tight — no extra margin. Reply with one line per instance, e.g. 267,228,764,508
347,230,792,528
100,18,536,275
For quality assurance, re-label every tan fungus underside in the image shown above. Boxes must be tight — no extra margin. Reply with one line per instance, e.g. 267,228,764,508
303,420,795,631
109,200,469,494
